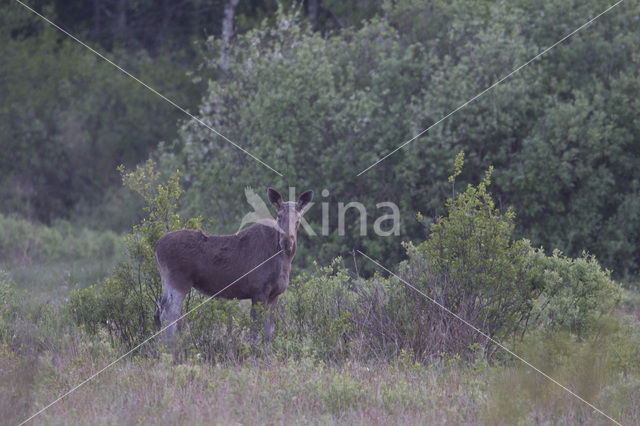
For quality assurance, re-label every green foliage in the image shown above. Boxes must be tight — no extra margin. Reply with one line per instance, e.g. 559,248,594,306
0,271,16,342
167,0,640,280
178,295,252,363
350,156,622,359
69,264,148,346
118,160,201,290
397,160,541,355
448,151,465,185
316,370,367,414
0,3,200,225
275,259,357,360
598,375,640,423
0,214,123,265
529,249,621,337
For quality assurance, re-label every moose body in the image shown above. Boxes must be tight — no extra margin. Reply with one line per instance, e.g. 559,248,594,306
154,188,313,343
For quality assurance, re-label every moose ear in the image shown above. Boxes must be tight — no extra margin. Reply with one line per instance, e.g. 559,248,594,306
297,190,314,211
267,188,283,207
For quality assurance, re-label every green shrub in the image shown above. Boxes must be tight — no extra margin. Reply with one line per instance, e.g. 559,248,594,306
178,295,252,363
0,215,36,263
0,270,16,342
0,214,124,265
351,154,622,360
275,259,358,361
317,370,367,414
353,154,543,358
528,248,621,337
70,264,152,347
598,376,640,423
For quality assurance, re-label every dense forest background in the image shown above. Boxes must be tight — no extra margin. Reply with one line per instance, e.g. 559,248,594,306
1,0,639,281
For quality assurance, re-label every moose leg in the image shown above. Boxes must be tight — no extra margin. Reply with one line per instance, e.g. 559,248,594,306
264,296,279,344
250,297,264,342
159,285,187,345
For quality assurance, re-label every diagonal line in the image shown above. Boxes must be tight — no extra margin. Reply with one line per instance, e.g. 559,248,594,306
356,250,621,425
12,0,283,177
356,0,625,176
18,250,284,426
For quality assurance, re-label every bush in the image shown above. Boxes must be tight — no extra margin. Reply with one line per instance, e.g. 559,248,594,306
598,376,640,423
275,259,358,361
350,154,621,360
69,264,151,348
528,248,621,337
0,214,124,265
352,154,542,358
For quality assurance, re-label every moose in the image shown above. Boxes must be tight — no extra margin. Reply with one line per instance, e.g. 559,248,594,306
154,188,313,344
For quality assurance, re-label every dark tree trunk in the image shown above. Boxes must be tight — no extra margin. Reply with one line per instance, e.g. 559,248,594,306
115,0,127,39
308,0,321,31
220,0,240,71
92,0,102,39
156,0,171,49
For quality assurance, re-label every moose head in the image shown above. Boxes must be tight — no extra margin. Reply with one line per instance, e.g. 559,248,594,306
267,187,313,257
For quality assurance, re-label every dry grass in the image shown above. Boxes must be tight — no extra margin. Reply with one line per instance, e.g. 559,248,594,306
2,259,639,425
2,332,637,426
14,343,486,425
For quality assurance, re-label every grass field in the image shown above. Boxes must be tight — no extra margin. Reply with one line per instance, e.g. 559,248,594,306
1,259,638,425
1,216,639,425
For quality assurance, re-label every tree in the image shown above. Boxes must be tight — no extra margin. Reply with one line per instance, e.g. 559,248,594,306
0,3,200,225
167,0,640,279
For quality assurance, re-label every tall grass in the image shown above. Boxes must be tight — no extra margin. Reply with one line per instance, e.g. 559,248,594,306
4,328,639,424
0,218,125,423
25,351,488,424
0,214,124,267
0,214,124,305
3,259,640,425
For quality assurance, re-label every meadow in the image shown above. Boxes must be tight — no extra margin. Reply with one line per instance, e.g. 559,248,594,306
2,166,639,425
3,262,639,425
